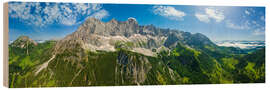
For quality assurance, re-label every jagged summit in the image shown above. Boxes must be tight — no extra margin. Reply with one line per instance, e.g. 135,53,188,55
53,17,216,57
128,17,137,21
85,17,100,22
109,18,118,24
127,17,138,25
84,17,137,25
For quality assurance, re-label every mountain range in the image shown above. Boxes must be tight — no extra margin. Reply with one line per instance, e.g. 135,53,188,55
8,18,265,87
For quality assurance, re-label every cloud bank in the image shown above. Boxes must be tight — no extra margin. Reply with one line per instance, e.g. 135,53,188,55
153,6,186,21
8,2,109,27
195,8,225,23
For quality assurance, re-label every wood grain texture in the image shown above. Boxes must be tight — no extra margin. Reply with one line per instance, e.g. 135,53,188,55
3,2,9,87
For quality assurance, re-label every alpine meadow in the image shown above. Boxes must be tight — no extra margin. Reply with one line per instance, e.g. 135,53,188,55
7,2,265,87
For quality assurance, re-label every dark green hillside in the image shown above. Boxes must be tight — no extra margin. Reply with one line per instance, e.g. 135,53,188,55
9,40,56,88
10,47,183,87
9,39,265,87
160,43,233,83
234,48,265,83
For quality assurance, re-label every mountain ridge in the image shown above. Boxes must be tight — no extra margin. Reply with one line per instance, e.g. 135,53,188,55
8,18,265,87
53,17,216,57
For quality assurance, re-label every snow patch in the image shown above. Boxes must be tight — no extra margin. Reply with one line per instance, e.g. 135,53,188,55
35,55,56,75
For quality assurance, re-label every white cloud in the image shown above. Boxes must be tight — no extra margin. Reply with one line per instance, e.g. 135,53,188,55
226,20,250,30
253,27,265,35
8,2,109,27
252,21,257,24
245,10,250,15
260,16,265,21
195,13,210,23
90,9,109,19
205,8,225,22
251,20,261,27
153,6,186,20
244,8,256,16
9,2,32,19
226,19,263,31
195,8,225,23
60,16,77,26
216,41,264,49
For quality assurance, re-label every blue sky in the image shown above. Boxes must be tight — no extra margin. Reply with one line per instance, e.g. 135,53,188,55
8,2,265,41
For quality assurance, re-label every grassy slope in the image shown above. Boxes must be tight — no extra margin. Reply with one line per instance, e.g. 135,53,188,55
8,41,265,87
8,41,56,87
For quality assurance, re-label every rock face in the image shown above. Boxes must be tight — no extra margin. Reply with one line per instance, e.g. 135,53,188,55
24,17,218,86
10,36,37,48
54,17,216,57
48,17,217,85
115,50,152,84
10,36,38,55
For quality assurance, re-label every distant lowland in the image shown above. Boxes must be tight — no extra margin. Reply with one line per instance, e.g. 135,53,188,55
9,40,265,49
215,40,264,49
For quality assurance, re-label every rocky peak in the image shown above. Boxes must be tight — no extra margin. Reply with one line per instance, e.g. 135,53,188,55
54,17,216,57
127,17,138,25
76,17,141,37
10,36,38,55
84,17,101,23
191,33,216,46
11,36,37,48
109,18,118,24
